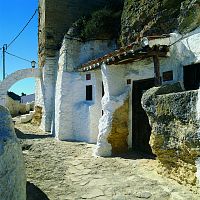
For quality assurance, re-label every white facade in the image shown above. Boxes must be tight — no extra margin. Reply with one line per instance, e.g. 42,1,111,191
38,37,117,142
34,28,200,156
95,28,200,156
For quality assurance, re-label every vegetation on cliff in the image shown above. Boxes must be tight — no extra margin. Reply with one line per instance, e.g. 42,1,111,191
67,1,123,40
121,0,200,45
67,0,200,46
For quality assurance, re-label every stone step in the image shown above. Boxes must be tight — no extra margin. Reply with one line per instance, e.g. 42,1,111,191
17,111,35,123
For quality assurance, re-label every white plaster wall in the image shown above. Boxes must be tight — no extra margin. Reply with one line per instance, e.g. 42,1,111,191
55,71,80,140
61,36,117,71
39,57,58,132
55,70,103,143
35,77,44,107
88,71,103,143
95,63,130,156
55,38,116,143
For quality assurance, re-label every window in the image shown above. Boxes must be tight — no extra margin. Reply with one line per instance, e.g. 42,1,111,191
127,79,131,85
86,85,93,100
163,71,173,82
102,82,104,97
86,74,91,80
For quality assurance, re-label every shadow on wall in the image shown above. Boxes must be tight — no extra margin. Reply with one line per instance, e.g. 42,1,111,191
27,181,49,200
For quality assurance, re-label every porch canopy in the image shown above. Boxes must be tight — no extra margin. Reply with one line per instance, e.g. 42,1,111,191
77,35,170,86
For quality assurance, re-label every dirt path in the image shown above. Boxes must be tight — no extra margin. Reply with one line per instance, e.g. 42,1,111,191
15,123,200,200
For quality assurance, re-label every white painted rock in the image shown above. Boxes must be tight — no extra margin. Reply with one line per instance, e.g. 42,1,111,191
0,106,26,200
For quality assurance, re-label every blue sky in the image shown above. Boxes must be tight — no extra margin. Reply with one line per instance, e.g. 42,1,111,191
0,0,38,95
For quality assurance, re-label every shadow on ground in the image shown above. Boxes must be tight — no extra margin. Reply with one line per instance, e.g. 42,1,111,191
15,128,52,140
112,150,156,160
27,181,49,200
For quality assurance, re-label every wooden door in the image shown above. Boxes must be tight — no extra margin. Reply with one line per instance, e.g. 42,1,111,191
132,78,154,154
184,63,200,90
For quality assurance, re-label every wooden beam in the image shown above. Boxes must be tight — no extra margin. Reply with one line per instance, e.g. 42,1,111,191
153,53,161,86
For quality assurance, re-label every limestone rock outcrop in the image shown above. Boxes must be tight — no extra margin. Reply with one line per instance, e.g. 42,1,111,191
107,98,129,154
31,106,42,126
0,106,26,199
121,0,200,46
141,83,200,185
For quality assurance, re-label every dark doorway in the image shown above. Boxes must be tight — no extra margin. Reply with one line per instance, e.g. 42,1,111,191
184,63,200,90
132,78,155,154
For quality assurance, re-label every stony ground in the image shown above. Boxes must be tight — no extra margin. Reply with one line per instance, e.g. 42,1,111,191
15,123,200,200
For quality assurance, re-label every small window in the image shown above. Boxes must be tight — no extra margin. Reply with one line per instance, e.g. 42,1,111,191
127,79,131,85
86,85,93,101
86,74,91,80
102,82,105,97
163,71,173,82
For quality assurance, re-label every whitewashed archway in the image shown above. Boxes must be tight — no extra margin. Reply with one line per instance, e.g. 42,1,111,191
0,68,41,106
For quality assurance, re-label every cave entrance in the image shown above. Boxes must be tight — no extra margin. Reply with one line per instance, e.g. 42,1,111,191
183,63,200,91
132,78,155,154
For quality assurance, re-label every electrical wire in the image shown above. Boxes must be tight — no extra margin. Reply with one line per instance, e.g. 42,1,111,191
7,9,38,49
168,35,184,47
6,51,37,64
168,31,199,47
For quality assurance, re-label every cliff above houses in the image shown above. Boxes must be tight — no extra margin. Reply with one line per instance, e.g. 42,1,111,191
65,0,200,45
38,0,200,66
121,0,200,45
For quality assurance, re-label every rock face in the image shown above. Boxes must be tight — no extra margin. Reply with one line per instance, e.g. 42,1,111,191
95,64,129,157
179,0,200,33
121,0,200,45
31,106,43,126
0,106,26,199
107,98,129,154
38,0,116,66
142,83,200,185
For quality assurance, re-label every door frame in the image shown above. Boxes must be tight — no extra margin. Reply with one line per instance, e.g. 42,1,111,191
132,78,155,154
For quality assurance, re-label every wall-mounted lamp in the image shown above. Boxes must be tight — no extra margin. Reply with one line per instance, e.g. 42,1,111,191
31,60,36,68
141,37,149,48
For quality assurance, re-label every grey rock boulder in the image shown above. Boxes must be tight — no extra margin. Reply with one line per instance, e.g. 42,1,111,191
0,105,26,200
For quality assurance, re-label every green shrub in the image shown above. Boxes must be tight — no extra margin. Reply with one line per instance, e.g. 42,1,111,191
68,7,122,40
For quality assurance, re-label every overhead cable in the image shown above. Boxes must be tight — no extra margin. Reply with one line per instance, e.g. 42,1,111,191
7,8,38,49
6,51,37,64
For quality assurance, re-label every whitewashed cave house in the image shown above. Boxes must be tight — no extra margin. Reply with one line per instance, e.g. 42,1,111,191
36,27,200,157
58,29,200,156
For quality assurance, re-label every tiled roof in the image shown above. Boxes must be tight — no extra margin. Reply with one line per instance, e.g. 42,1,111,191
77,35,170,72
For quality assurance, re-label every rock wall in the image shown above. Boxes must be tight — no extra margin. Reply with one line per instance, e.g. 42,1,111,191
31,106,43,126
95,63,129,157
5,96,34,117
107,98,129,154
121,0,200,45
142,84,200,185
0,106,26,199
38,0,113,66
